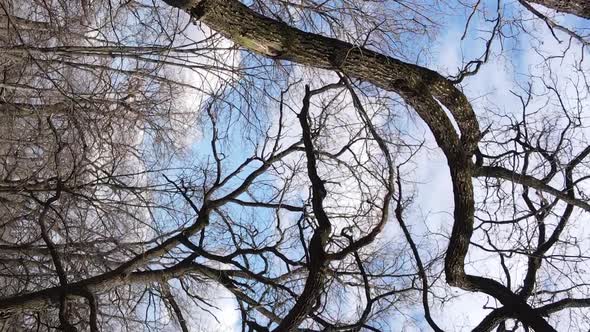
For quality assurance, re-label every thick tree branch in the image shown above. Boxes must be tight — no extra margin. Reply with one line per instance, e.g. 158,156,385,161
475,166,590,212
273,85,332,331
163,0,479,157
526,0,590,20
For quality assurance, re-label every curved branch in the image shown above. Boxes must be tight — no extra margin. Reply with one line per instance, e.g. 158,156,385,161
273,85,332,331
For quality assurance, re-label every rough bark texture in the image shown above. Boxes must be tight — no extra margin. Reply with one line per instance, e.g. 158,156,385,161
527,0,590,19
165,0,480,154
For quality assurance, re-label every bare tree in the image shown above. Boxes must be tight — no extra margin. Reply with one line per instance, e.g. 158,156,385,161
0,0,589,331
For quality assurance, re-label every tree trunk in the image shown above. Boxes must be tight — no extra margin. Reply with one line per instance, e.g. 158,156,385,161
527,0,590,19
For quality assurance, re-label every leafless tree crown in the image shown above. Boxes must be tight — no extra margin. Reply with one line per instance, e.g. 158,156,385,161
0,0,589,331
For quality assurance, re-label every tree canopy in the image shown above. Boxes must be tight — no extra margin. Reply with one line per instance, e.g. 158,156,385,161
0,0,589,331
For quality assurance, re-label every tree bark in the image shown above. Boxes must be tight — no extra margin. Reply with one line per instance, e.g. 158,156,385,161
527,0,590,19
